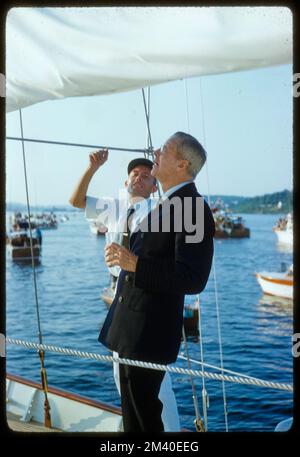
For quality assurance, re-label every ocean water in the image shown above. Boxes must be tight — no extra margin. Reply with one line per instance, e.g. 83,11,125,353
5,212,293,432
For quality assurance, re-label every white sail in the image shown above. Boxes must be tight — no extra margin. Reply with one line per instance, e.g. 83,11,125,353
6,6,292,112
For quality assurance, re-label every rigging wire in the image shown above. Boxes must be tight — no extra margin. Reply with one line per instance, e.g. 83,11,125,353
18,109,52,428
182,326,205,432
141,88,154,156
184,79,191,133
141,87,162,199
184,79,208,427
146,86,151,151
7,136,150,154
19,110,43,344
199,77,229,431
196,295,209,431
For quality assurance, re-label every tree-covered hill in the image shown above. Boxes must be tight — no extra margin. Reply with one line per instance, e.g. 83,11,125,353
206,189,292,214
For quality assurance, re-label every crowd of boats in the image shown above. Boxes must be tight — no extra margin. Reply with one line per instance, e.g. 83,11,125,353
6,206,293,332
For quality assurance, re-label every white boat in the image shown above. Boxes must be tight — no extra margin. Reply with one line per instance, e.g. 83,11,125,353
255,265,293,300
274,229,293,246
89,221,107,235
6,373,123,432
273,213,293,247
6,372,192,432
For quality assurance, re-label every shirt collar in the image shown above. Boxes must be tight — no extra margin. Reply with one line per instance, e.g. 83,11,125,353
161,180,193,201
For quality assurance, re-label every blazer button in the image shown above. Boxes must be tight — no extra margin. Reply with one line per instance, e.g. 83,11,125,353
125,274,130,282
118,296,123,303
140,233,144,239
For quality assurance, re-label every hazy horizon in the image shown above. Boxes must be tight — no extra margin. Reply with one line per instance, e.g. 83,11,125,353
6,188,292,209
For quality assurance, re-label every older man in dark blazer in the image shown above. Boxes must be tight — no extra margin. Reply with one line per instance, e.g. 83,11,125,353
103,131,215,432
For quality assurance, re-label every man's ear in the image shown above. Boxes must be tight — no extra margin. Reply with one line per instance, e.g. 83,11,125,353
178,159,189,171
125,179,128,188
151,184,158,193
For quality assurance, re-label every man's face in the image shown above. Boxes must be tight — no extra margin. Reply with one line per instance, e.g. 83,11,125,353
125,165,157,199
151,138,180,182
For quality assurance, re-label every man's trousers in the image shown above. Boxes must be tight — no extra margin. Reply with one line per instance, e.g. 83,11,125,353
119,361,165,432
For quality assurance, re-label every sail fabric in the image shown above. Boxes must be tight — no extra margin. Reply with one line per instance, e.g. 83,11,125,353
6,6,292,112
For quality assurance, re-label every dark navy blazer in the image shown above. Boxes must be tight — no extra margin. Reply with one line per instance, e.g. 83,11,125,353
99,182,215,364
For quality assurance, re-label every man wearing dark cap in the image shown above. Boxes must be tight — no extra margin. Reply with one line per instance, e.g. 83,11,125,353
69,150,181,432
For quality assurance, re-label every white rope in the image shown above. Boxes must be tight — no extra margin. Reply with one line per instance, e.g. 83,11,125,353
199,76,229,431
6,338,293,392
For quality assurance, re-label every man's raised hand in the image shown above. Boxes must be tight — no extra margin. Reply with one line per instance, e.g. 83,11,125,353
89,149,108,171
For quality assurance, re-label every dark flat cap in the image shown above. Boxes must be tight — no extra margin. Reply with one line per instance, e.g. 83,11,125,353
127,158,154,175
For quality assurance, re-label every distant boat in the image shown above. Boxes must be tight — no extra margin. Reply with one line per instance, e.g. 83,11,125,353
255,264,293,300
273,213,293,247
59,215,69,222
89,221,107,235
7,229,42,261
211,201,250,239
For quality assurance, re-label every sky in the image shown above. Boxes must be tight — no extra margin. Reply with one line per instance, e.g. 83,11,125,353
6,63,292,206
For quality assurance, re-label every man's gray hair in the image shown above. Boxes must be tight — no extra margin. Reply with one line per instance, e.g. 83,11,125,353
171,131,206,179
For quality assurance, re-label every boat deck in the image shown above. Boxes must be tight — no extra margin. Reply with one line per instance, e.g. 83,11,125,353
7,411,61,432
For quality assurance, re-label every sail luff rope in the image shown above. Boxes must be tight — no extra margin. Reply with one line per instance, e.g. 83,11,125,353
199,77,229,432
183,78,207,431
19,109,52,428
7,136,149,154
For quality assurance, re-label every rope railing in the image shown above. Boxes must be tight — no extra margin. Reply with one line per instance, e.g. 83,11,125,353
6,338,293,392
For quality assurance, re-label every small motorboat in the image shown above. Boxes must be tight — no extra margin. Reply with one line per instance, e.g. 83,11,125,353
255,264,293,300
211,202,250,239
89,221,108,235
273,213,293,247
7,229,42,261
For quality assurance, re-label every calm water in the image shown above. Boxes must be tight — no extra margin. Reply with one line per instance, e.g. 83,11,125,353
6,212,293,431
